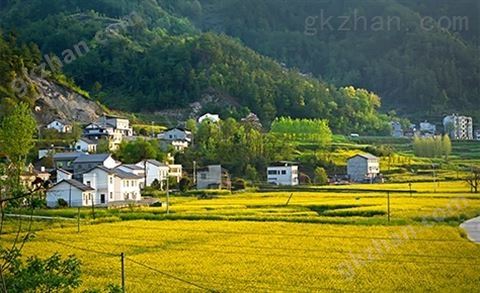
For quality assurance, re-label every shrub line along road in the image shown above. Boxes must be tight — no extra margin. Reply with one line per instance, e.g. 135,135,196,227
461,216,480,243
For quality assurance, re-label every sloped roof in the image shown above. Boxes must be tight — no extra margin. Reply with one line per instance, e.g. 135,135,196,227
120,164,144,171
53,179,94,192
53,152,84,161
73,154,111,164
349,153,378,160
138,159,167,167
78,137,98,145
113,169,143,180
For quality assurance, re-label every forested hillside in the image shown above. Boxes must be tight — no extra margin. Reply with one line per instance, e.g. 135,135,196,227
0,0,392,134
170,0,479,121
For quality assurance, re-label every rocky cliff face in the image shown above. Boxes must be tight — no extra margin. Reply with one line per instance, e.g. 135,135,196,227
31,77,104,125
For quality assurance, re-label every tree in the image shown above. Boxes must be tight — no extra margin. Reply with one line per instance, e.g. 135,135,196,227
314,167,329,185
179,177,192,193
442,135,452,160
465,167,480,193
4,253,81,292
96,138,110,153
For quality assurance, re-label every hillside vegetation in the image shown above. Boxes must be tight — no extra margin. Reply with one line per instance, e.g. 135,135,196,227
0,0,391,133
176,0,480,121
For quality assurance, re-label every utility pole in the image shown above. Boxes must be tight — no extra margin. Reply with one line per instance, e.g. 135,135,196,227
409,182,412,197
193,160,197,186
91,195,95,220
121,252,125,293
69,184,72,207
166,177,170,215
77,208,80,233
387,191,391,222
432,163,437,193
285,193,294,206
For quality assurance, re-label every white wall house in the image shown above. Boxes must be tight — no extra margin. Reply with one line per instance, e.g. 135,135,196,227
158,128,192,143
101,116,133,137
168,164,183,183
198,113,220,124
46,120,72,133
72,153,119,180
136,160,169,189
46,179,94,207
83,166,143,204
267,162,299,186
56,168,72,183
74,137,98,153
347,153,380,183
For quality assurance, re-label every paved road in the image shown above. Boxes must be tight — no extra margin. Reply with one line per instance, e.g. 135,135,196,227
5,214,75,221
460,216,480,243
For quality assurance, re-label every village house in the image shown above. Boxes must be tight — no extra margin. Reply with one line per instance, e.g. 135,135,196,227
347,153,380,183
168,164,183,183
74,137,98,153
198,113,220,124
135,160,169,189
72,153,119,180
390,121,403,138
419,121,436,137
56,168,72,183
46,179,94,207
82,166,143,205
100,115,133,137
476,130,480,141
46,119,72,133
158,127,192,143
267,162,299,186
443,114,474,140
196,165,231,190
52,152,84,172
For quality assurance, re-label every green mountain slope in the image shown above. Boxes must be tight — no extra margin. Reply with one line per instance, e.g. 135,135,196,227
172,0,479,121
0,0,392,134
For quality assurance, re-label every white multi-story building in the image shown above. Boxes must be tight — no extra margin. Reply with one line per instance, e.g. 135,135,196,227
443,114,474,140
347,153,380,183
267,162,299,186
74,137,98,153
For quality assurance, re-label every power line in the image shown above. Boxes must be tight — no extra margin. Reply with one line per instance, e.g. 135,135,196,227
45,231,480,260
126,257,217,292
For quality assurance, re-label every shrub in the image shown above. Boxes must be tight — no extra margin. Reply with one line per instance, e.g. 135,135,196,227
57,198,68,208
179,177,192,192
232,178,247,190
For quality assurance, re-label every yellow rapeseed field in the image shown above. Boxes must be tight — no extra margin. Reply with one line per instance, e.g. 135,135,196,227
21,220,480,292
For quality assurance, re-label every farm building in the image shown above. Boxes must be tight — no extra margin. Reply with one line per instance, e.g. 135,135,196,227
267,162,299,186
347,153,380,183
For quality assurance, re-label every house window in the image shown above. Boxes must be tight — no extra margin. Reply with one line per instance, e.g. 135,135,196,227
268,170,277,175
281,170,287,175
110,192,113,199
126,181,129,187
86,181,91,187
109,177,113,184
200,173,207,180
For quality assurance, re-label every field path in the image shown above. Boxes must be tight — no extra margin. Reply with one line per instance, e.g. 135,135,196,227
461,216,480,243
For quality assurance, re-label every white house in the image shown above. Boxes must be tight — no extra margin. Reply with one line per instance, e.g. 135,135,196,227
74,137,98,153
56,168,73,183
136,160,169,189
82,166,143,204
476,130,480,141
390,121,403,138
196,165,231,189
46,179,94,207
198,113,220,124
168,164,183,183
158,128,192,143
100,116,133,137
419,121,436,136
46,119,72,133
72,153,119,180
347,153,380,183
267,162,299,186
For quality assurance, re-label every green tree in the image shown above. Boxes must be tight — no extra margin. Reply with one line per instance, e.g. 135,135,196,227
314,167,328,185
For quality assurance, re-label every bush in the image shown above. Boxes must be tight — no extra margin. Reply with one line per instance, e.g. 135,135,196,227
314,167,328,185
57,198,68,208
179,177,192,192
232,178,247,190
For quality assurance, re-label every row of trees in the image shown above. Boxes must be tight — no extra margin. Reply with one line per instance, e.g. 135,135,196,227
412,135,452,159
270,117,332,146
